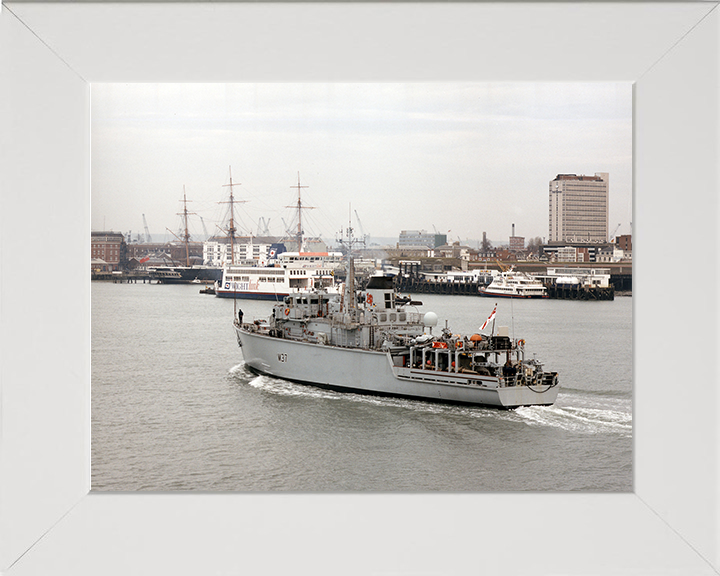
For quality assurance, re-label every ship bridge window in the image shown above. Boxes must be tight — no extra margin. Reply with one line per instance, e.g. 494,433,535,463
385,293,392,308
379,313,387,323
310,297,319,304
389,313,397,322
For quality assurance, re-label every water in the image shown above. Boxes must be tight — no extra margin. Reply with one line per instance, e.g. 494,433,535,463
91,282,632,492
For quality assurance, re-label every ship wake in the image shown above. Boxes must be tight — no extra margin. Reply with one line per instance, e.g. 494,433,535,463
514,405,632,436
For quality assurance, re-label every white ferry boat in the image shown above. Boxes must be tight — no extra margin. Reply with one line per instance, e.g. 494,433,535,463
234,260,559,408
216,251,343,300
479,268,547,299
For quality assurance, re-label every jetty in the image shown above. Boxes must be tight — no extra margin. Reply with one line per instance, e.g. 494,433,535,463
395,261,629,300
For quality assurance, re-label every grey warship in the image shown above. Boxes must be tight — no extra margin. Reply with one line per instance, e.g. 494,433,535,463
234,257,559,409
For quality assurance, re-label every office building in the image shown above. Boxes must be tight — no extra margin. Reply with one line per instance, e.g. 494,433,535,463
398,230,447,250
549,173,609,243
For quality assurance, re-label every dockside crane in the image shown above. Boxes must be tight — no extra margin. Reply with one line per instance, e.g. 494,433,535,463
257,217,271,237
354,209,369,243
199,216,210,241
142,214,152,243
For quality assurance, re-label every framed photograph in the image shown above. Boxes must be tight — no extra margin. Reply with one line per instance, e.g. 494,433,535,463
1,3,718,574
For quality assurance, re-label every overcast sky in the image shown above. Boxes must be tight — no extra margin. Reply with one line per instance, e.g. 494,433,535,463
91,82,632,246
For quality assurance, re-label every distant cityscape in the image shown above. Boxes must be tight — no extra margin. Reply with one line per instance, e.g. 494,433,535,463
92,172,631,274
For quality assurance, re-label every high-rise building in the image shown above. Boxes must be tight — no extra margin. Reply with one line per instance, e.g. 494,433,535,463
548,173,609,243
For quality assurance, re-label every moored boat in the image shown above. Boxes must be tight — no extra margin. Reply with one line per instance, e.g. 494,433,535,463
234,260,559,408
479,267,547,299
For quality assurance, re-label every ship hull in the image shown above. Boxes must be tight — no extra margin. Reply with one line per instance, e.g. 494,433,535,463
216,290,289,300
236,327,559,409
151,266,223,284
478,291,548,299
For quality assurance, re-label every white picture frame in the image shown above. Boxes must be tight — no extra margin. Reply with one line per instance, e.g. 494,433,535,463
1,3,718,574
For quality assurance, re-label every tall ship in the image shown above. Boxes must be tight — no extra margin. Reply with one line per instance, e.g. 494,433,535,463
215,172,346,299
233,259,559,409
479,267,547,299
148,186,223,284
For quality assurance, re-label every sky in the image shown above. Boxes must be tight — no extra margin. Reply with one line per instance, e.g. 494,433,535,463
91,83,632,247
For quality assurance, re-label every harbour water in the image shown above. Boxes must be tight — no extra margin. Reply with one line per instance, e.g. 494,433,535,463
92,282,632,492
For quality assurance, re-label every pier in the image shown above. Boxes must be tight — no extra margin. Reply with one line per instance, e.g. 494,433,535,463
397,276,483,296
394,261,629,300
543,281,614,300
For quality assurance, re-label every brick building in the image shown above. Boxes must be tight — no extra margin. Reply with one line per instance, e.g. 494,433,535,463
91,232,127,271
616,234,632,252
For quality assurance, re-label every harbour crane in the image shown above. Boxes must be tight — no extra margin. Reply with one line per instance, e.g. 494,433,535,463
281,217,294,237
257,217,271,237
199,216,210,241
354,210,368,242
609,223,621,242
142,214,152,243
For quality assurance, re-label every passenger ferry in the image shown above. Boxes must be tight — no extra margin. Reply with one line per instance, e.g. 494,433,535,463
215,251,343,300
479,268,548,298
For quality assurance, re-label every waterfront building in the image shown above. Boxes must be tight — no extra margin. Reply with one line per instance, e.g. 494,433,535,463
616,234,632,253
91,231,126,271
541,243,605,263
549,173,609,243
398,230,447,250
509,236,525,252
203,237,285,267
386,245,434,259
508,223,525,253
435,242,472,262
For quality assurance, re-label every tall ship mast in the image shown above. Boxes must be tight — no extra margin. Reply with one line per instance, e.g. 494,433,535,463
286,172,314,253
163,186,195,267
219,166,246,265
151,186,222,284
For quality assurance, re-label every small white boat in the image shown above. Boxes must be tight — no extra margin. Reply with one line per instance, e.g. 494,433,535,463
479,268,547,299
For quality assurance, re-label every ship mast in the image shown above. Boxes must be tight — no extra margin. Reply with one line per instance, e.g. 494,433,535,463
178,186,195,267
220,166,246,265
287,172,314,253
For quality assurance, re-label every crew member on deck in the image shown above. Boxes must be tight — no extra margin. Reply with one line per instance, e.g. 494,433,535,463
503,359,516,377
237,308,244,325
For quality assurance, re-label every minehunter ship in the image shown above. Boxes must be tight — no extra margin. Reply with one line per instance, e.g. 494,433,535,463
234,259,559,409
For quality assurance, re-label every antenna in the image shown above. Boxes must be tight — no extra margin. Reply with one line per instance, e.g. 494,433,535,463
336,202,365,257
